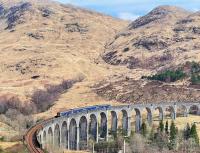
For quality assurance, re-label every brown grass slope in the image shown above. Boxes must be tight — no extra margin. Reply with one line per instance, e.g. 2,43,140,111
95,6,200,104
1,1,200,117
103,6,200,73
0,0,127,110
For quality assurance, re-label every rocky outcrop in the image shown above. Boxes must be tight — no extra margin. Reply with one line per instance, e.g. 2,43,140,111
102,52,142,69
5,57,57,75
39,7,54,17
133,36,170,51
5,2,31,29
128,6,190,29
0,4,4,16
65,23,88,33
27,32,44,39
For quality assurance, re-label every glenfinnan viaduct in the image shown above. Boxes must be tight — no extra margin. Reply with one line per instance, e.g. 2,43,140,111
36,102,200,151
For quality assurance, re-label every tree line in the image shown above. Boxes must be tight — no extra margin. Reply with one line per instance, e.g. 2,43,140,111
142,69,186,82
142,61,200,85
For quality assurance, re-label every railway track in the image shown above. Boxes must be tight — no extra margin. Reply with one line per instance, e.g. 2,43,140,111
25,123,44,153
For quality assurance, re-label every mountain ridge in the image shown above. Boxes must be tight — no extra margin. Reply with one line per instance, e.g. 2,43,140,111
0,1,200,116
103,5,200,73
128,5,191,29
0,0,128,105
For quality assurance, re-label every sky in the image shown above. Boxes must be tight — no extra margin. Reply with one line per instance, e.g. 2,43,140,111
56,0,200,20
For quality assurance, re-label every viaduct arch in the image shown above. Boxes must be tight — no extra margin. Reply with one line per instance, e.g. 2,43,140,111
37,102,200,151
61,121,68,149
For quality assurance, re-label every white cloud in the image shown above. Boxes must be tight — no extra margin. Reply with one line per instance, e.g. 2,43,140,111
118,12,140,21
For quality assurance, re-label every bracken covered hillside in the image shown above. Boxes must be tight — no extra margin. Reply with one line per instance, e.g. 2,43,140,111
93,77,200,104
0,0,127,103
103,6,200,72
95,6,200,104
0,0,127,78
1,1,200,116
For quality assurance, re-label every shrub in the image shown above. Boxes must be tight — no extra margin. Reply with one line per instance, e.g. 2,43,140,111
158,120,164,132
190,61,200,74
0,96,21,114
0,147,3,153
185,61,200,85
165,120,169,135
31,89,55,112
169,121,177,150
129,134,146,153
31,78,83,112
191,74,200,85
190,124,199,145
0,109,35,133
94,141,119,153
0,96,35,115
141,121,147,137
0,136,4,142
183,123,190,140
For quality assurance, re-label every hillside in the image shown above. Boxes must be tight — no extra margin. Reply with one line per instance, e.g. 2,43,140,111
102,6,200,72
1,1,200,118
0,1,200,117
96,6,200,103
0,1,129,147
0,0,128,107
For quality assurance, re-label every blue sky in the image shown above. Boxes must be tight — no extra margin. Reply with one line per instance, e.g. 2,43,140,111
56,0,200,20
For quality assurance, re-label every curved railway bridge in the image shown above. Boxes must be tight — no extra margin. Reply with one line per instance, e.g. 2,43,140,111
34,102,200,152
25,123,43,153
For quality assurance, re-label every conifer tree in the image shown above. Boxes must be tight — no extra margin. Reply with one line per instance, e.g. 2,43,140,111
165,120,169,134
149,127,155,142
141,121,147,137
159,120,164,132
190,123,199,145
183,123,190,140
169,121,177,150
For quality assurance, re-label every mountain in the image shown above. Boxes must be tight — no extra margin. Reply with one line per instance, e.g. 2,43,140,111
95,6,200,104
129,5,190,29
102,6,200,72
1,1,200,114
0,0,127,101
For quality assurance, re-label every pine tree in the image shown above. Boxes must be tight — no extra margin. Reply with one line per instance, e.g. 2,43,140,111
165,120,169,134
149,127,155,142
159,120,164,132
183,123,190,140
191,74,197,84
141,121,147,137
190,123,199,145
169,121,177,150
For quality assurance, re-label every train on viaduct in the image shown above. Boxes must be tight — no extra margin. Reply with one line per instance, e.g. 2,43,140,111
36,102,200,151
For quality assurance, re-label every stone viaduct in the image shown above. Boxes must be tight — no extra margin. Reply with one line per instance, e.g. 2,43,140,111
36,102,200,151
